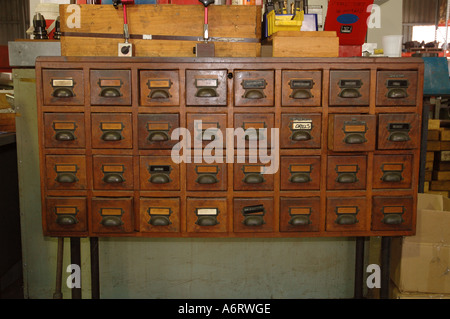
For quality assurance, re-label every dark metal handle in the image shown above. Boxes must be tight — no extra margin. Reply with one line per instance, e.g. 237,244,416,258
243,173,264,184
196,215,219,226
101,131,123,141
196,87,218,97
55,131,75,141
387,88,407,99
149,173,171,184
337,173,357,184
149,215,171,226
52,87,74,98
339,88,361,98
336,214,358,225
344,133,366,144
56,215,78,226
196,174,218,184
100,216,123,227
56,173,78,183
381,172,403,182
290,89,312,99
100,87,121,97
244,89,265,99
149,89,170,99
243,215,265,226
289,215,310,226
148,131,169,142
382,214,404,225
103,173,124,183
289,173,311,183
388,132,410,142
291,130,311,141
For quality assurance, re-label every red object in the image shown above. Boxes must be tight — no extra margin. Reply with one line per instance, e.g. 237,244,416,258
0,45,11,73
339,45,362,57
324,0,374,46
157,0,201,4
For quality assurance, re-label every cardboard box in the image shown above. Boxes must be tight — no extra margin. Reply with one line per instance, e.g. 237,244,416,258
391,284,450,299
391,193,450,294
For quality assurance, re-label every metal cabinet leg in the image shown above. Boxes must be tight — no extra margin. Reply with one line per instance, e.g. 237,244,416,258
70,237,82,299
90,237,100,299
354,237,365,299
380,236,391,299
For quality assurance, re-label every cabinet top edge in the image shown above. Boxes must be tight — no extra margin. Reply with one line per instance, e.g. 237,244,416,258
34,56,425,65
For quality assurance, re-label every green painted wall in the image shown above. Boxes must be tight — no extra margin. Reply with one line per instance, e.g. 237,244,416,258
14,68,372,299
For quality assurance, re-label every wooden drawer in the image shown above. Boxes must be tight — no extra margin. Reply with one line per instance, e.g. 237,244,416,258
187,159,227,191
326,197,367,232
234,159,274,191
372,196,413,231
187,113,227,148
90,69,131,106
139,197,180,233
329,70,370,106
92,155,134,190
328,114,376,152
139,156,180,191
233,197,274,232
45,197,87,233
234,113,275,148
280,156,321,190
280,113,321,149
327,155,367,190
42,69,84,106
45,155,87,190
91,113,132,149
139,70,179,106
91,197,134,233
376,71,418,106
377,113,420,150
373,154,413,189
281,70,322,107
138,113,179,149
280,197,320,232
44,113,85,148
186,70,228,106
186,198,227,233
234,70,274,107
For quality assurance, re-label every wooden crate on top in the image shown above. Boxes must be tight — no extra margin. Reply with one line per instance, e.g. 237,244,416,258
270,31,339,57
59,4,261,57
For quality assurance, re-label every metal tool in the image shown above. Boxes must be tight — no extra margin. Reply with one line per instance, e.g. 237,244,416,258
195,0,215,57
33,12,48,39
113,0,135,57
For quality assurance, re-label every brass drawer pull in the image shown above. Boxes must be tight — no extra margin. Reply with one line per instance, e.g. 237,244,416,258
148,165,172,184
381,206,405,225
148,207,172,226
335,206,359,225
195,208,219,226
338,80,362,98
288,207,311,226
102,165,125,183
54,164,79,183
100,208,124,227
289,79,314,99
54,206,79,226
242,204,265,226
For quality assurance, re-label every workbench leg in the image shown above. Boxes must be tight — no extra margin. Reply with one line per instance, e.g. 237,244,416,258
354,237,365,299
380,236,391,299
90,237,100,299
70,237,82,299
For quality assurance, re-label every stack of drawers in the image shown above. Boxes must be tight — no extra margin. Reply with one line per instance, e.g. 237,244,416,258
36,57,424,238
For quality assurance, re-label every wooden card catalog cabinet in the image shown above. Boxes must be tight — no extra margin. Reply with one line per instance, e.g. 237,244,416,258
36,57,423,238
